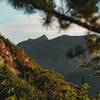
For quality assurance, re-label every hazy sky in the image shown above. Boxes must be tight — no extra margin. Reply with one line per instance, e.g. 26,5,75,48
0,1,88,44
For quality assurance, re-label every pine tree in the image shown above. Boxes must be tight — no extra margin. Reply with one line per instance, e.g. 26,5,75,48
2,0,100,33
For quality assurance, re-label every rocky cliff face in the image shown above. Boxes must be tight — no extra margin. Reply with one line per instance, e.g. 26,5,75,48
0,39,13,65
0,35,37,75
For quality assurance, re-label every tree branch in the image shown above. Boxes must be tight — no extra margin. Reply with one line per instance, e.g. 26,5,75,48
6,0,100,33
53,11,100,33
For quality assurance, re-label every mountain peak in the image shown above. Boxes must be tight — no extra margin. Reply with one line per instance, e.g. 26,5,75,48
37,35,48,40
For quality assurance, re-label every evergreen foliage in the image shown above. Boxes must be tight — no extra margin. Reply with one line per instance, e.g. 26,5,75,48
3,0,100,33
0,64,100,100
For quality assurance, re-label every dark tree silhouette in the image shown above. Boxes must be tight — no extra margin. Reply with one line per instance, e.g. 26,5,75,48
3,0,100,33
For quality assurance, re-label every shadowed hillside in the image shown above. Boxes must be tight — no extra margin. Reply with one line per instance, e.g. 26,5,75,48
18,35,87,75
18,35,88,76
18,35,100,96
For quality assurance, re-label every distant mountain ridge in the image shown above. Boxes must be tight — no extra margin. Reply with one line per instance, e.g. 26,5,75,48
18,35,87,75
18,34,100,96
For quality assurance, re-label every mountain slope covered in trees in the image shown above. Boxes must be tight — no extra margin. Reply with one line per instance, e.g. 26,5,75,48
0,34,98,99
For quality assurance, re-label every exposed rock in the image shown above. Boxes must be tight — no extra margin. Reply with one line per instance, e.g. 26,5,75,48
0,35,37,75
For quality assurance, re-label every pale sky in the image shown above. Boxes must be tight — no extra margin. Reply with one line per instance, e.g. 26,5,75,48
0,1,88,44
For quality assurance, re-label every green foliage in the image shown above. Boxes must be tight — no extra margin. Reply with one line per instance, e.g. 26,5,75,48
0,64,99,100
23,66,77,100
76,84,91,100
0,65,36,100
67,0,99,18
